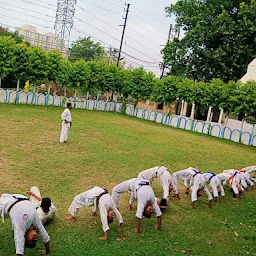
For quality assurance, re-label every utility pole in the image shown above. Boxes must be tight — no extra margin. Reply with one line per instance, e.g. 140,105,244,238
160,24,175,78
117,3,130,67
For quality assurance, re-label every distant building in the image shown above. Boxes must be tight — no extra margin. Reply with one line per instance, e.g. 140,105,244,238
17,24,68,57
241,58,256,83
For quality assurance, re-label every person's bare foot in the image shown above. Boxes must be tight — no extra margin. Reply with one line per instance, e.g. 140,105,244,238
65,216,76,221
118,223,124,232
99,236,108,240
134,228,140,233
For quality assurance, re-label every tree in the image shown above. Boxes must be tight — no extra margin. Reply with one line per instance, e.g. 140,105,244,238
163,0,256,82
69,37,107,62
69,60,91,95
152,75,179,105
0,36,16,87
0,26,25,44
12,42,30,90
27,46,49,86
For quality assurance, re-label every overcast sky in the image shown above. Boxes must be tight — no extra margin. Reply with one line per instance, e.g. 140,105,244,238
0,0,177,76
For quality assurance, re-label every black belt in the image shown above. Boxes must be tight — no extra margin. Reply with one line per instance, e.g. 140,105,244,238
8,197,29,213
96,189,108,206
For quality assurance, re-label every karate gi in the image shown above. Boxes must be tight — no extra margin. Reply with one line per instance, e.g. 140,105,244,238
97,193,123,232
238,171,254,188
68,187,123,232
0,194,50,255
217,172,244,195
60,107,72,143
112,178,162,219
171,167,201,195
242,165,256,182
138,166,172,199
191,174,213,202
203,172,225,198
29,186,57,225
223,169,247,189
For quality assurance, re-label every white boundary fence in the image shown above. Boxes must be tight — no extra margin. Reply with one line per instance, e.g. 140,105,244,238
1,88,256,147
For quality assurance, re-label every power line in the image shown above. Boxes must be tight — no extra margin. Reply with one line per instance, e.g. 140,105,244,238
18,0,56,12
0,14,53,29
79,0,114,13
73,17,160,62
121,52,159,64
76,4,121,33
0,2,55,18
0,6,55,24
38,0,57,8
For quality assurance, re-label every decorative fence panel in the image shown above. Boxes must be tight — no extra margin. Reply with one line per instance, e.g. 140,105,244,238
1,88,255,147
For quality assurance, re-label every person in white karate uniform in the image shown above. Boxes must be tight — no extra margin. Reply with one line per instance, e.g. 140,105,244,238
0,194,51,256
241,165,256,183
60,102,72,143
238,169,254,189
112,178,162,233
223,169,247,189
217,172,244,200
137,166,172,206
27,186,57,225
203,172,225,203
65,186,123,240
191,173,213,208
171,167,202,200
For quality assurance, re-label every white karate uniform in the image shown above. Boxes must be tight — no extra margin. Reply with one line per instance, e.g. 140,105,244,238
29,186,57,225
133,184,162,219
0,194,50,255
60,108,72,143
238,171,254,188
191,174,213,202
97,193,123,232
171,167,201,195
243,165,256,182
218,172,244,195
203,172,225,198
223,169,247,189
68,187,105,217
138,166,172,199
111,178,138,208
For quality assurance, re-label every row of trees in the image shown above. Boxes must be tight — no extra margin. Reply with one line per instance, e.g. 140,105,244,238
0,35,256,122
163,0,256,82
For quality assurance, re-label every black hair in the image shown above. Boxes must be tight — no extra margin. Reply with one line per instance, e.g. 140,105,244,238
159,198,167,207
107,216,114,224
143,209,152,218
67,102,72,107
25,239,37,249
41,198,51,212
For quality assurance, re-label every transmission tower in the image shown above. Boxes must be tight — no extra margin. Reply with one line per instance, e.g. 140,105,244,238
54,0,77,56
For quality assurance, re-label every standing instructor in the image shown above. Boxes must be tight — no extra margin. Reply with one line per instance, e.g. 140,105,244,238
60,103,72,143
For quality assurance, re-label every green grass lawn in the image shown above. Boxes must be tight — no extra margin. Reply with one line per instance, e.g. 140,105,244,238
0,103,255,256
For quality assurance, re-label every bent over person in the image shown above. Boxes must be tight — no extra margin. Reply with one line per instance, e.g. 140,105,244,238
112,178,162,233
0,193,50,256
138,166,172,206
60,102,72,143
65,186,123,240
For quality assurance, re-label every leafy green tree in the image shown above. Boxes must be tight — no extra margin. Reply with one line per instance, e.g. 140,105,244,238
163,0,256,82
69,37,107,62
177,77,196,104
27,46,49,85
69,60,91,94
0,36,16,87
152,75,179,105
0,26,25,44
12,42,30,90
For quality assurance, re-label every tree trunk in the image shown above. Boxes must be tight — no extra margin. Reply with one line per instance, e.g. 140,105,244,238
64,86,67,97
97,92,99,101
48,85,51,95
86,91,89,100
17,79,20,91
0,77,2,88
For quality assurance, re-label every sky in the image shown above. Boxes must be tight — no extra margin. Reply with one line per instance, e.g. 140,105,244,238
0,0,177,77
